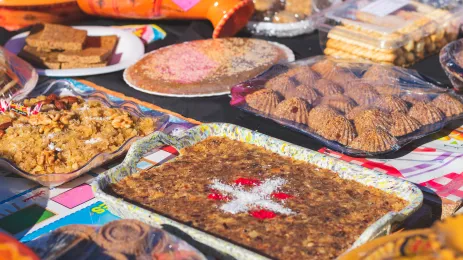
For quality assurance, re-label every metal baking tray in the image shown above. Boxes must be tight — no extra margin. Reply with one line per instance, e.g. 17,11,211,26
0,80,168,187
92,123,423,259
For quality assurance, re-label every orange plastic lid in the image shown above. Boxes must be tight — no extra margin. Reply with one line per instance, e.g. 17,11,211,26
0,233,39,260
0,0,74,6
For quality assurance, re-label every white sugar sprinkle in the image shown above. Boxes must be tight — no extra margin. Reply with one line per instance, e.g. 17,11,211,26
85,138,101,144
209,177,293,215
48,142,62,152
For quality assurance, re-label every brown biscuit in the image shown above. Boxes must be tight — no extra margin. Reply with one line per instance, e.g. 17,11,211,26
26,23,87,51
57,35,118,64
61,62,107,69
19,45,61,69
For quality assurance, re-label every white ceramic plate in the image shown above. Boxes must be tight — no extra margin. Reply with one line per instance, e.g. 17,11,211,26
123,41,295,98
4,26,145,77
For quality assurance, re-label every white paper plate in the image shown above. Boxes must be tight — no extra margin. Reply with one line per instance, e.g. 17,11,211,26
4,26,145,77
123,41,295,98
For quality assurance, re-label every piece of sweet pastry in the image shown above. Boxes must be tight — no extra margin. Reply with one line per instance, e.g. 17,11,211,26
408,101,445,125
350,128,398,152
353,108,392,134
288,84,320,104
375,95,409,113
286,66,321,86
319,94,357,114
346,105,370,120
314,78,344,96
390,111,422,137
401,93,432,105
431,93,463,117
273,98,311,125
345,83,380,106
308,106,340,131
245,89,282,114
264,74,298,97
316,114,357,145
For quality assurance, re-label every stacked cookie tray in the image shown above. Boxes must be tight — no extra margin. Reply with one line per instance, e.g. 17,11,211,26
230,56,463,156
316,0,463,67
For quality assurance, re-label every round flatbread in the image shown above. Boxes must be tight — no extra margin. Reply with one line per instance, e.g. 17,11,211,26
124,38,294,97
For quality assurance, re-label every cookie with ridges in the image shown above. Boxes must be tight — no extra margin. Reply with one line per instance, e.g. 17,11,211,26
316,114,357,145
345,83,380,106
288,84,320,104
319,94,357,114
350,128,398,152
431,93,463,117
375,95,409,113
353,108,392,134
362,64,400,84
311,59,337,76
374,85,402,96
273,98,311,125
346,105,370,120
314,79,344,96
308,106,340,131
286,66,321,86
246,89,282,114
264,74,298,97
390,111,422,137
408,101,445,125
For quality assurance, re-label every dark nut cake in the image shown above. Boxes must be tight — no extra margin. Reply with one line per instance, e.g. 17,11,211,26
108,137,407,259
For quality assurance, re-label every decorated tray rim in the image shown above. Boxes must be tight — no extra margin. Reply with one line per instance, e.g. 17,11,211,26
0,79,169,187
230,56,463,157
122,40,295,98
92,123,423,259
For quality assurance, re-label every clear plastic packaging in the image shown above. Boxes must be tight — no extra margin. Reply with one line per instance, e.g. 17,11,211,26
0,46,38,101
317,0,463,67
440,39,463,93
0,80,168,187
247,0,341,37
26,219,206,260
230,56,463,156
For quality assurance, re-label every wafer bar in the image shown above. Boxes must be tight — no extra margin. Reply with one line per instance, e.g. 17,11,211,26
26,23,87,51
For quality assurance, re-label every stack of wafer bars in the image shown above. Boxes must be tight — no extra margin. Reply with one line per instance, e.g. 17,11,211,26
19,23,118,69
324,1,460,67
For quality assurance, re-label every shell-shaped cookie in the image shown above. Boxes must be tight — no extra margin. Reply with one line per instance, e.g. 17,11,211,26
319,94,357,114
350,128,398,152
311,59,337,76
273,98,311,125
431,93,463,117
286,66,321,85
345,83,380,106
401,93,432,105
408,101,445,125
362,64,399,83
264,74,298,97
246,89,282,114
317,114,357,145
326,71,358,86
390,111,422,137
288,84,320,104
314,79,344,96
346,105,370,120
374,85,402,96
353,108,392,134
308,106,340,131
375,95,409,113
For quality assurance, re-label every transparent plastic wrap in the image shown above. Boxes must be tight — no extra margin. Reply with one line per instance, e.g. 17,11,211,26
317,0,463,67
0,46,38,101
230,56,463,156
247,0,340,37
0,80,168,187
26,219,206,260
440,39,463,93
340,214,463,259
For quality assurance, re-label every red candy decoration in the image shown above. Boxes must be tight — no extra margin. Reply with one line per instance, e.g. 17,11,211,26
250,209,277,219
208,192,229,201
234,177,261,186
271,192,293,200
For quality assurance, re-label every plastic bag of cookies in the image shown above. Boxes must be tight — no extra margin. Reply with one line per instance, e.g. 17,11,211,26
247,0,341,37
317,0,463,67
27,219,206,260
440,38,463,93
230,56,463,156
0,47,38,101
